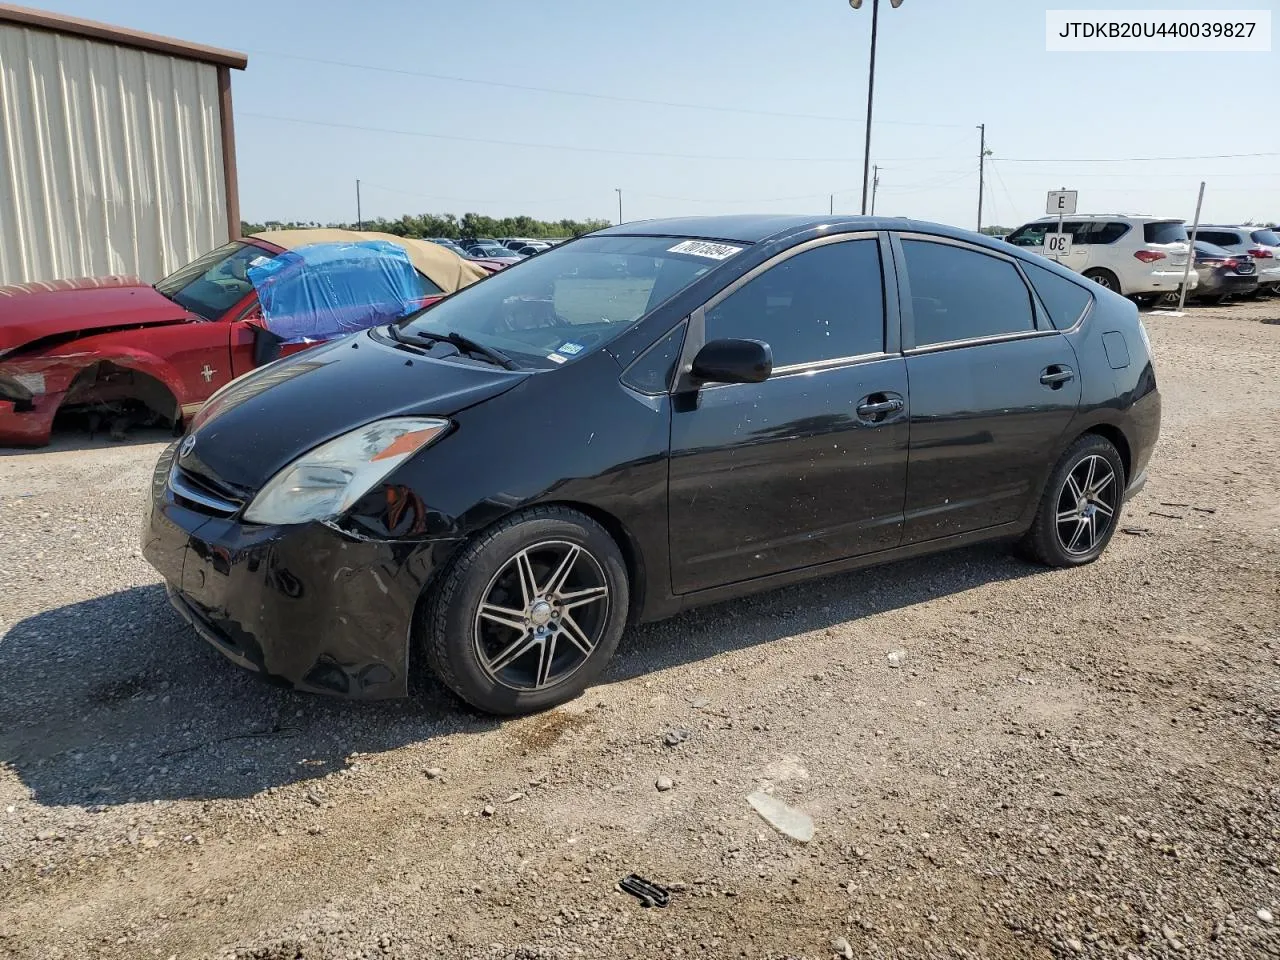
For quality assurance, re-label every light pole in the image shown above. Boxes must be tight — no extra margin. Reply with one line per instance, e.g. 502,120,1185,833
616,188,623,225
849,0,904,216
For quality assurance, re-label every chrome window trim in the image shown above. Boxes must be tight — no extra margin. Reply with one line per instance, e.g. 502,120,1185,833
697,350,894,392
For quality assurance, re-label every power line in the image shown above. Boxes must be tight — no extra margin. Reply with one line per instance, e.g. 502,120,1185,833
994,151,1279,163
239,112,956,164
241,48,969,129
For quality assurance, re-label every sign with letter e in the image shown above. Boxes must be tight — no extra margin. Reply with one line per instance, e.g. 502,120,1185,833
1046,190,1078,215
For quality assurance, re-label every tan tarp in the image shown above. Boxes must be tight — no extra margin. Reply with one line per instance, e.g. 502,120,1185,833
251,229,487,294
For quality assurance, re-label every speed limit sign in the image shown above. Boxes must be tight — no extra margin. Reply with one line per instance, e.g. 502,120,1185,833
1044,232,1072,258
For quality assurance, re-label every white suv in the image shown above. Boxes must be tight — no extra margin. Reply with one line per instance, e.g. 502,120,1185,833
1005,215,1197,299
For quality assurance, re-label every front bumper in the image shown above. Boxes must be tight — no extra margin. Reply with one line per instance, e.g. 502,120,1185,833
141,451,461,700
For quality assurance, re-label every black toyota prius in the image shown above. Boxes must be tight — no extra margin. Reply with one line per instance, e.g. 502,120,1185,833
143,215,1160,715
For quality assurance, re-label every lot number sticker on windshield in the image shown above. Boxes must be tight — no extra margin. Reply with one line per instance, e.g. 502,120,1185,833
667,240,743,260
557,342,584,356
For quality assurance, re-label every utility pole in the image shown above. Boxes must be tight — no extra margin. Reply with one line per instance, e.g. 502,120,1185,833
830,193,834,215
976,124,986,232
356,179,363,231
616,188,623,225
1177,181,1206,313
870,165,880,215
859,0,881,215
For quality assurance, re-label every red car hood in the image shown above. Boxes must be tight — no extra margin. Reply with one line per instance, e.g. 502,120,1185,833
0,276,192,353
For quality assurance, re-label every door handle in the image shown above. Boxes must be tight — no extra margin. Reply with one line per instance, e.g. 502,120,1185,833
855,395,905,420
1040,365,1075,388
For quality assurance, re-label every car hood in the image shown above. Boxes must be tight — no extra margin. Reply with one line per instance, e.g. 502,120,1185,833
181,330,529,493
0,276,192,353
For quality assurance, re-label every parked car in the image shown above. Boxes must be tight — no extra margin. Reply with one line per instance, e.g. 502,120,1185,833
1192,226,1280,294
504,239,550,254
0,230,486,446
144,214,1159,715
468,241,519,259
1190,241,1259,303
1005,215,1197,300
428,238,469,257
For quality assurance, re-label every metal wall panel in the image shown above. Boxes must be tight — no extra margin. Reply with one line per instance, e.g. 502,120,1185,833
0,24,228,285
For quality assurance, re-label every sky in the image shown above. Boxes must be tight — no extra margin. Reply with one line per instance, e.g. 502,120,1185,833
35,0,1280,230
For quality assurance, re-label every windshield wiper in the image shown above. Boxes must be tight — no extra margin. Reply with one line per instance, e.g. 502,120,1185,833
389,326,519,370
441,331,519,369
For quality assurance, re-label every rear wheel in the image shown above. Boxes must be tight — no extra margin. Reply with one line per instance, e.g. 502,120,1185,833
1082,268,1121,294
419,506,629,715
1021,434,1125,568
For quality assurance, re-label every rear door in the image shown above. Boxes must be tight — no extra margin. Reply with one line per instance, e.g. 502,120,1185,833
894,234,1081,543
667,234,910,593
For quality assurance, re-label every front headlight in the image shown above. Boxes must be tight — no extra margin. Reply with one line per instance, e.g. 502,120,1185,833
243,417,450,525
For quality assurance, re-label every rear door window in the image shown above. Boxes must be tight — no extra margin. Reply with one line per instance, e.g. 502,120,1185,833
900,240,1035,347
1143,221,1188,244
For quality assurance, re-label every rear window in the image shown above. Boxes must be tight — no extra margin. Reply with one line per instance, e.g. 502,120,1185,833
1196,230,1240,247
1022,261,1094,330
1143,221,1188,244
1251,229,1280,246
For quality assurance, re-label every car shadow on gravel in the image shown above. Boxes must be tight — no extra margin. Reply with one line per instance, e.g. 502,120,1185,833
1,544,1040,809
0,584,495,808
0,423,176,458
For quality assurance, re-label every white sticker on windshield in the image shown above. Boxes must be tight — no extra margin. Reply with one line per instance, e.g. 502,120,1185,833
667,240,743,260
547,353,567,364
249,255,271,268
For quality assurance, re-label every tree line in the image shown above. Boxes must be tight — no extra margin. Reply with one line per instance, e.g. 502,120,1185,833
241,212,613,240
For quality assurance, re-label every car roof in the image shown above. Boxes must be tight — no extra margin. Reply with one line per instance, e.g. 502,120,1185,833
592,214,995,245
1027,214,1183,224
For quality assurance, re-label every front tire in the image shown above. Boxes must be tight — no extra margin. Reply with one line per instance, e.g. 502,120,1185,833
1021,435,1126,568
419,506,629,715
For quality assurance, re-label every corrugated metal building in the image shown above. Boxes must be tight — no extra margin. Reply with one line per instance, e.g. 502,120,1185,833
0,4,246,285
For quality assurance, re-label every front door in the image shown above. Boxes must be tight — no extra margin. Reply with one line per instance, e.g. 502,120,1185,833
894,235,1081,543
667,235,910,594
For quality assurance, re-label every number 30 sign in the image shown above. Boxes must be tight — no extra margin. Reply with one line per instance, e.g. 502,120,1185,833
1045,232,1072,257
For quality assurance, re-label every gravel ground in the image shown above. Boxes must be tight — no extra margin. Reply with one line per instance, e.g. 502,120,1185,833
1,299,1278,960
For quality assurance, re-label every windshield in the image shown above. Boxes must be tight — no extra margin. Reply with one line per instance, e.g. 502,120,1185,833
397,235,741,369
154,241,277,320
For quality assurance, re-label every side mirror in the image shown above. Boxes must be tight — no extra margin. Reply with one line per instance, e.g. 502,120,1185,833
690,338,772,385
251,324,285,366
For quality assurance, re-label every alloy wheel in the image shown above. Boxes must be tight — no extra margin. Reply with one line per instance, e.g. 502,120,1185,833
473,540,610,691
1054,455,1119,556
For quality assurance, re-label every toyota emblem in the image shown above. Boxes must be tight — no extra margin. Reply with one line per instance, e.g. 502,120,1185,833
179,434,197,459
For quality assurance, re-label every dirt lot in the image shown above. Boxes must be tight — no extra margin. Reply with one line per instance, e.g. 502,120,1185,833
1,300,1278,960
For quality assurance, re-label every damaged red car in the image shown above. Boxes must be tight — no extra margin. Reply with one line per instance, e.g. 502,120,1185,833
0,229,488,445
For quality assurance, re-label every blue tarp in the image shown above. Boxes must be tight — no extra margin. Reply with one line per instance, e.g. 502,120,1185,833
247,241,425,343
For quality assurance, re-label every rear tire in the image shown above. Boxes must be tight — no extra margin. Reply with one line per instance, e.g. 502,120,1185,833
418,506,629,716
1021,434,1126,568
1082,268,1121,294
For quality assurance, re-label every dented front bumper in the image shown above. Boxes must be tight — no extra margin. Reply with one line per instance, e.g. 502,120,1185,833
141,448,462,700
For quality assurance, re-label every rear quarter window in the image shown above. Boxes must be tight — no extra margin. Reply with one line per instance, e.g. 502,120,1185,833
1021,261,1094,330
1251,229,1280,246
1143,222,1188,244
